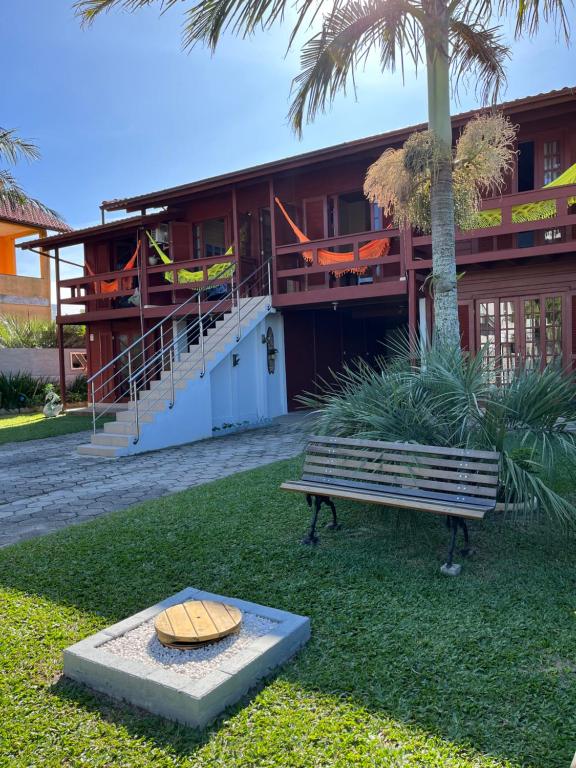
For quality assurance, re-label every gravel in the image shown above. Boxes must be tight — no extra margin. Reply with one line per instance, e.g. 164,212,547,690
104,612,278,678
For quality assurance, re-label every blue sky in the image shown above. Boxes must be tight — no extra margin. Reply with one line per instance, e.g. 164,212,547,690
2,0,574,285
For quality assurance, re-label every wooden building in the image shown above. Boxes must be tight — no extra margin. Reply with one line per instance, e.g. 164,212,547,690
22,87,576,454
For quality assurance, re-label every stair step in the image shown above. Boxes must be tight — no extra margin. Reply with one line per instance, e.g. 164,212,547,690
92,432,132,447
115,410,155,424
77,444,122,458
79,291,272,459
104,420,140,435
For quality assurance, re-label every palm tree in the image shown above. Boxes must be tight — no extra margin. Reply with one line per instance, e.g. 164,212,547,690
75,0,570,347
0,127,58,215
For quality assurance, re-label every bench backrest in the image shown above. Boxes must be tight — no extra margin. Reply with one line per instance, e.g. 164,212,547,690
303,436,501,509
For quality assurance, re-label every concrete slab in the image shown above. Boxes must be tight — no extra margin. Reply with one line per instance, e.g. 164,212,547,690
63,587,310,729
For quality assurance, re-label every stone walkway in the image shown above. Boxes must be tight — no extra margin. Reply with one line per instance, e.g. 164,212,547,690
0,413,311,549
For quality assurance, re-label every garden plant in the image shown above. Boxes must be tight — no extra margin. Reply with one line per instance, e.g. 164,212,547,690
301,340,576,526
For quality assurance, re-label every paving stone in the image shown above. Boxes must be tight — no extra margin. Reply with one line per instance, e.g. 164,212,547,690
0,413,311,548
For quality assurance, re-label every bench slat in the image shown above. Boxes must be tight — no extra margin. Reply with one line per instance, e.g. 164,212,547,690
302,472,496,507
308,435,500,461
304,454,499,486
281,480,489,520
306,444,500,473
302,464,498,499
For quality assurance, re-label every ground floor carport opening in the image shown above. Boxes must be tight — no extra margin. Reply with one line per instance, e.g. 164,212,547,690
282,298,408,410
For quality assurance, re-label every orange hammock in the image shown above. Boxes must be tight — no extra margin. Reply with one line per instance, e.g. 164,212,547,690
85,240,140,293
275,197,390,276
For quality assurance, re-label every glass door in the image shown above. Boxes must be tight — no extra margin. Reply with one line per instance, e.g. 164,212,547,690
476,294,564,377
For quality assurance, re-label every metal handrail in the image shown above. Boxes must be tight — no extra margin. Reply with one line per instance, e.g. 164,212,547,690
126,262,271,443
129,293,272,439
89,259,272,436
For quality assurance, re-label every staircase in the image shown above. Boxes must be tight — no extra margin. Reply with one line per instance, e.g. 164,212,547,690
78,261,281,458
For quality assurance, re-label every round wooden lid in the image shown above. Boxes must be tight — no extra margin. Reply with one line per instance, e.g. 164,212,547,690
154,600,243,647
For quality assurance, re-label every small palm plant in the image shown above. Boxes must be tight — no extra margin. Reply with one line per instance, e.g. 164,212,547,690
0,128,60,215
300,341,576,526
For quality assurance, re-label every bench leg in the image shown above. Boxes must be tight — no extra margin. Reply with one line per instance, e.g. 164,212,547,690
459,519,475,557
324,497,340,531
302,494,339,545
441,516,463,576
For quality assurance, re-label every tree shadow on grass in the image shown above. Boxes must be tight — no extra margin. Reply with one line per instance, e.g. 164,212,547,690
0,458,575,768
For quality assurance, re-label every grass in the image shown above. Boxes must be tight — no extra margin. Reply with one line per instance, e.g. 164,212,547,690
0,457,575,767
0,412,110,444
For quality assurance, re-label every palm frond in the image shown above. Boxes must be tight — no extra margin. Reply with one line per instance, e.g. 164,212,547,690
307,340,576,529
288,0,422,136
0,171,63,221
74,0,173,25
449,18,509,104
499,0,572,41
0,170,28,208
0,129,40,165
184,0,320,50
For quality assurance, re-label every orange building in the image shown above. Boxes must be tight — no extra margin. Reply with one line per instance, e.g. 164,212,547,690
0,200,70,320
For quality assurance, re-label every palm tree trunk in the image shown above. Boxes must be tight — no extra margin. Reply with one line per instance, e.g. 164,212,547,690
425,0,460,349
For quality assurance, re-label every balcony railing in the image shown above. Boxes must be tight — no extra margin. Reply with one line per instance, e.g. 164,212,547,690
58,253,238,315
410,183,576,267
274,228,406,304
56,184,576,317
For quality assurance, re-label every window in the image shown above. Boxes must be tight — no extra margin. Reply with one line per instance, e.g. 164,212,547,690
477,294,563,373
499,300,516,381
524,298,541,366
372,202,383,231
543,140,561,185
193,218,227,259
542,141,563,241
544,296,562,364
517,141,535,192
259,208,272,259
336,191,371,236
70,351,88,370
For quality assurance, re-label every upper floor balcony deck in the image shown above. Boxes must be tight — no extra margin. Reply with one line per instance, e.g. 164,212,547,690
55,181,576,324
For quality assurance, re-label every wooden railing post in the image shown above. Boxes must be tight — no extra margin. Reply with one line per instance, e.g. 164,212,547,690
268,178,278,299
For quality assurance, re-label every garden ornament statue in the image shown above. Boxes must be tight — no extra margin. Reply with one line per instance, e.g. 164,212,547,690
43,385,63,418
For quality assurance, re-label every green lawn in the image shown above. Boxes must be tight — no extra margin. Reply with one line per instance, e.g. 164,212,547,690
0,457,574,767
0,412,110,444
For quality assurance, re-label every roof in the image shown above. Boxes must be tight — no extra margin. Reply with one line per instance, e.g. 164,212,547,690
19,211,175,250
0,199,71,233
102,86,576,214
21,84,576,251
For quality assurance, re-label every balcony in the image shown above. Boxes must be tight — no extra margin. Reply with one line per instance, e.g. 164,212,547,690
273,228,407,307
58,253,240,322
410,183,576,268
56,183,576,322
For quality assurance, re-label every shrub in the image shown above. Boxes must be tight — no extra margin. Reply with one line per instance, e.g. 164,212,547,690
300,341,576,527
0,316,85,349
0,372,50,410
66,375,88,403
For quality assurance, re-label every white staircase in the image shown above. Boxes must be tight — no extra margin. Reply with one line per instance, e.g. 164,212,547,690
79,261,284,458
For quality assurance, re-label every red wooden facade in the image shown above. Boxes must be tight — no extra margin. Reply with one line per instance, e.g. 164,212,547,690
26,87,576,405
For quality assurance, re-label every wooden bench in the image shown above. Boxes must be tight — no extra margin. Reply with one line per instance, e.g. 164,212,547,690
281,435,501,574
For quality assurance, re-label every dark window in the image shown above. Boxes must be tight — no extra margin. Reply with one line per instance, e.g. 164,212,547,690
113,238,137,270
193,218,227,259
337,191,371,235
259,208,272,259
517,142,535,192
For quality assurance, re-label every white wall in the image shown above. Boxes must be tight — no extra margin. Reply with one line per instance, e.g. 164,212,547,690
210,313,287,433
122,309,287,455
0,348,86,384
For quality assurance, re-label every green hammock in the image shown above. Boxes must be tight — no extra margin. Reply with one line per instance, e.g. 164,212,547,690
146,231,235,284
471,161,576,229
